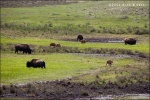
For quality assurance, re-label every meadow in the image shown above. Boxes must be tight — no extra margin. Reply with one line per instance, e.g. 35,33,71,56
1,53,138,85
0,0,149,99
1,1,149,34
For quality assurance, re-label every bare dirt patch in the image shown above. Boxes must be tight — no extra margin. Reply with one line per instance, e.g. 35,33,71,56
62,37,124,43
0,79,149,99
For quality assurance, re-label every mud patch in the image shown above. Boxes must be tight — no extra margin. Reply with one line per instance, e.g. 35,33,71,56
0,79,149,99
94,94,150,99
62,37,124,43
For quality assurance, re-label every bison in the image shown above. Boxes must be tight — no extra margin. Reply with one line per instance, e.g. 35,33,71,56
77,35,83,41
56,44,61,47
106,60,113,67
26,59,46,68
81,39,87,43
124,38,136,45
50,43,56,47
50,43,61,47
15,44,31,54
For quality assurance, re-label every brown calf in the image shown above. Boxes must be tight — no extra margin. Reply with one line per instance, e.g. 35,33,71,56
56,44,61,47
81,39,87,43
50,43,56,47
50,43,61,47
106,60,113,66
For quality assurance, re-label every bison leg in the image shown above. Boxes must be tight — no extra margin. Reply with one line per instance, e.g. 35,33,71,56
23,50,27,54
15,50,18,53
43,62,46,68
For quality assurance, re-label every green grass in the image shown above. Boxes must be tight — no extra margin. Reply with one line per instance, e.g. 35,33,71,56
1,0,149,86
1,36,149,53
1,1,149,34
1,53,135,85
72,58,149,84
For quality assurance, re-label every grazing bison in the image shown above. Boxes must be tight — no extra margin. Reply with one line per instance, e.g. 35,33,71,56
26,59,46,68
106,60,113,67
15,44,31,54
50,43,56,47
124,38,136,45
81,39,87,43
77,35,83,41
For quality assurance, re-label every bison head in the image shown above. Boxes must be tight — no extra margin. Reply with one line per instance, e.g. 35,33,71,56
26,61,32,68
77,35,83,41
27,49,32,54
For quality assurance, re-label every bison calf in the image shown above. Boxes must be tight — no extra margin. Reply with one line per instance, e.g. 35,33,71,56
56,44,61,47
50,43,56,47
106,60,113,67
50,43,61,47
26,59,46,68
81,39,87,43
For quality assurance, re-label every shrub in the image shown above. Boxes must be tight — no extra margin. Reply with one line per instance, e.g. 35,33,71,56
127,26,133,33
121,15,128,20
0,88,3,95
117,29,126,34
138,52,147,58
10,85,16,94
90,28,96,33
81,92,89,96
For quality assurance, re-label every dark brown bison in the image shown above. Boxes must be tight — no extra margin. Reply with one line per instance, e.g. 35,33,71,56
15,44,31,54
26,59,45,68
106,60,113,67
50,43,56,47
77,35,83,41
124,38,136,45
81,39,87,43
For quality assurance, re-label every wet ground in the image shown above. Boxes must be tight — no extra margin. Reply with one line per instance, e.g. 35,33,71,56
62,37,124,43
93,94,150,99
0,76,149,99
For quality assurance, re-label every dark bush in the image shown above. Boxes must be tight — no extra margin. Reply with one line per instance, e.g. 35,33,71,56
10,86,15,94
81,92,89,96
138,52,147,58
90,28,96,33
2,85,6,90
0,88,3,95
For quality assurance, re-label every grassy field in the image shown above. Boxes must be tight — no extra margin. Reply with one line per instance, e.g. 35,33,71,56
1,53,143,85
1,33,149,85
1,34,149,54
0,1,149,99
1,1,149,34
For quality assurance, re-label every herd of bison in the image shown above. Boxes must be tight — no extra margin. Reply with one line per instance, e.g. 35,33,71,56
14,35,136,68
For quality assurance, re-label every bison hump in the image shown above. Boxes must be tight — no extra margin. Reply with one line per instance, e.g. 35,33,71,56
36,60,44,63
